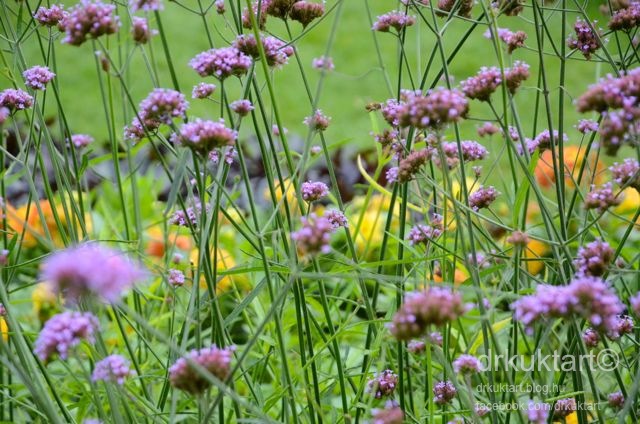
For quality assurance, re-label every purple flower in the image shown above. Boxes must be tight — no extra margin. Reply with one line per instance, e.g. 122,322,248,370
582,328,600,348
168,269,185,287
367,370,399,398
577,119,599,133
92,354,134,384
131,17,154,44
485,28,527,54
303,109,331,131
301,181,329,202
437,0,474,18
407,340,426,354
192,83,216,100
585,183,621,212
325,209,348,229
215,0,225,14
567,19,601,59
0,89,34,111
553,398,576,418
574,239,614,277
242,1,268,30
614,315,634,337
312,56,334,71
189,47,252,80
395,148,433,182
290,1,324,28
477,122,499,137
390,288,467,340
452,354,482,374
137,88,188,129
23,66,55,90
610,158,640,191
527,401,550,424
630,292,640,316
461,67,502,102
504,61,530,94
440,140,488,167
397,88,469,129
169,345,235,394
59,0,120,46
372,11,416,32
41,244,145,304
371,401,404,424
33,5,67,26
34,311,99,362
407,223,442,246
608,3,640,31
291,214,334,256
468,186,499,211
530,129,567,151
233,34,294,68
172,119,237,154
608,391,625,409
385,167,399,184
433,380,457,405
576,68,640,113
129,0,163,12
70,134,94,149
507,230,530,246
230,99,254,116
0,107,9,124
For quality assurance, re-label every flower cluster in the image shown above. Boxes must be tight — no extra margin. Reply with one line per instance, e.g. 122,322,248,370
567,19,602,59
367,370,399,399
390,287,467,340
169,200,209,227
59,0,120,46
477,122,500,137
527,401,550,424
461,67,503,102
574,239,614,277
584,183,621,212
301,181,329,202
303,109,331,131
468,186,499,211
437,0,474,18
233,34,294,68
130,0,163,12
484,28,527,53
452,354,482,374
172,119,237,154
610,158,640,191
312,56,334,71
324,209,348,229
577,119,599,133
169,345,235,394
371,401,404,424
131,17,154,44
192,83,216,99
230,99,254,116
512,276,624,338
23,66,56,90
291,214,335,256
372,11,416,32
70,134,94,149
189,47,252,79
290,1,324,27
389,148,433,183
139,88,188,128
504,61,530,94
433,380,457,405
397,88,469,129
407,220,443,246
608,3,640,31
439,140,488,168
34,311,99,362
34,5,67,26
0,88,34,111
92,355,134,385
41,244,145,304
582,327,600,347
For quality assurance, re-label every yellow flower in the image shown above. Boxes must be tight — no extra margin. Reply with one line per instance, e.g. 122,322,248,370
32,283,60,324
349,195,400,258
264,178,300,215
0,317,8,342
523,239,549,275
189,248,249,294
614,187,640,225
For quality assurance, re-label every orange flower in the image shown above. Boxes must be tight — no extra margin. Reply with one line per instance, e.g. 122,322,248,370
534,146,604,188
145,226,192,259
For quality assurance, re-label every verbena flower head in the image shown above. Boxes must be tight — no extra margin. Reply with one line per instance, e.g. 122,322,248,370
567,19,602,59
477,122,500,137
169,200,209,228
131,16,154,44
291,214,334,256
577,119,599,133
0,107,8,125
398,88,469,129
169,345,235,395
367,369,399,398
41,244,145,304
301,181,329,202
290,1,324,27
452,354,482,374
192,83,216,99
303,109,331,131
512,276,624,337
59,0,120,46
70,134,94,148
630,292,640,316
92,354,134,384
440,140,488,168
230,99,254,116
324,210,348,229
576,68,640,113
468,186,499,211
390,288,466,340
504,61,530,93
233,34,294,68
215,0,225,14
608,391,625,409
34,311,99,362
242,1,269,30
608,3,640,31
527,401,550,424
138,88,188,128
394,148,432,182
189,47,252,80
433,380,457,405
485,28,527,54
530,129,567,151
23,66,56,90
34,5,67,26
585,183,621,212
614,315,634,337
582,327,600,348
491,0,524,16
553,398,576,418
372,11,416,32
574,239,614,277
172,119,237,154
312,56,334,71
407,223,442,246
437,0,474,18
265,0,294,19
168,269,185,287
130,0,163,12
407,339,426,354
610,158,640,191
0,89,34,111
461,67,502,101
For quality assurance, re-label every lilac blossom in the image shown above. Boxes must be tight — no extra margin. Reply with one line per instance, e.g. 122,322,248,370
189,47,252,80
192,83,216,99
59,0,120,46
34,311,99,362
0,89,34,111
92,354,134,384
372,11,416,32
172,119,237,154
23,66,55,90
367,370,399,398
34,5,67,26
169,345,235,394
291,214,334,256
433,381,457,405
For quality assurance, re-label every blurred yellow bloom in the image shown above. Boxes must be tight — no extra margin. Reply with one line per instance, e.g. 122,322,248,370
264,178,300,214
614,187,640,225
4,199,91,248
523,239,549,275
349,195,400,258
189,248,249,294
32,283,60,324
0,317,8,342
